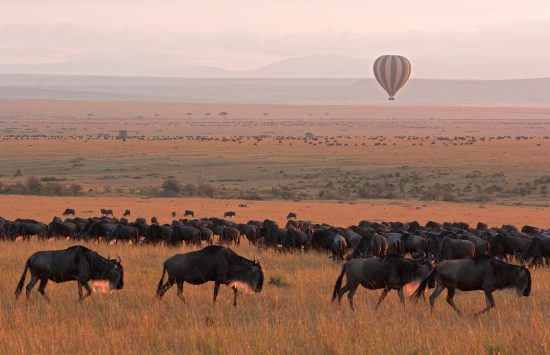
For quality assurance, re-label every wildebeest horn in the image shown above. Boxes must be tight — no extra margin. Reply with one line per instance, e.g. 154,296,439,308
254,256,260,264
116,255,121,264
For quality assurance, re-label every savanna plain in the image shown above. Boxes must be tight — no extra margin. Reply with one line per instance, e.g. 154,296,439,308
0,100,549,354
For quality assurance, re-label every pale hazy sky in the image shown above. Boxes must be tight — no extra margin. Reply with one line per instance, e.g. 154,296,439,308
1,0,549,78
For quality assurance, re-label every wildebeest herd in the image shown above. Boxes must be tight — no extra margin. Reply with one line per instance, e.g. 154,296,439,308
3,212,548,315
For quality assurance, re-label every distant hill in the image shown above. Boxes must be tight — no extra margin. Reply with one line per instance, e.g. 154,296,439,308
0,74,549,106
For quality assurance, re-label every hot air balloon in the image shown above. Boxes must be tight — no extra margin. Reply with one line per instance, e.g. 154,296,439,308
373,55,411,100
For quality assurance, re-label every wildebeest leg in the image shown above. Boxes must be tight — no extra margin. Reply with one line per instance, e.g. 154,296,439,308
347,284,359,311
233,287,238,306
25,274,39,298
38,278,50,303
336,283,353,304
176,280,186,303
474,290,495,317
77,282,84,302
429,283,445,312
213,282,221,303
445,287,461,316
397,288,406,307
83,282,92,298
375,288,390,309
157,278,176,299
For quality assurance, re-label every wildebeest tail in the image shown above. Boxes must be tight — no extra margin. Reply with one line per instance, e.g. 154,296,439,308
14,259,30,299
412,267,437,301
332,263,347,301
156,264,167,298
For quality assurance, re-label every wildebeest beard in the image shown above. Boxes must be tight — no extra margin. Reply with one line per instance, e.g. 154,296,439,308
87,252,124,290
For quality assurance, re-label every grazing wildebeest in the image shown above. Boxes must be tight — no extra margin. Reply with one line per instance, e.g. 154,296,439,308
489,234,531,262
332,254,433,310
521,237,550,267
287,212,297,220
15,246,124,302
437,237,476,261
123,209,131,217
310,228,347,260
156,246,263,306
224,211,236,218
184,210,194,217
62,208,76,216
413,255,531,316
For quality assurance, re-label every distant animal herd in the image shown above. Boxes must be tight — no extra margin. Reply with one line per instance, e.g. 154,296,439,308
3,208,548,316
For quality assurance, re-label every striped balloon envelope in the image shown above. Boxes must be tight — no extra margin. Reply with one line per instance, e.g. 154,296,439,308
373,55,411,100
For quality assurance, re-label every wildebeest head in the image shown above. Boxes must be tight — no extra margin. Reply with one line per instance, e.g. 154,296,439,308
230,257,264,293
104,256,124,290
516,267,531,297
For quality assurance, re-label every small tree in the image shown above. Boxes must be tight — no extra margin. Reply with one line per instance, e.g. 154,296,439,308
219,111,229,119
14,168,22,177
69,184,83,196
162,178,181,194
26,176,43,193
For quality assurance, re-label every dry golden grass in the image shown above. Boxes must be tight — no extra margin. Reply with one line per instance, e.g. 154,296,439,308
0,239,549,354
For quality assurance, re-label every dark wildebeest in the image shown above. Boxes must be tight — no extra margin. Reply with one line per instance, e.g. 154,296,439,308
156,246,263,306
224,211,236,218
287,212,297,220
171,211,177,218
151,216,159,225
437,237,476,261
257,219,287,248
15,246,124,302
123,209,131,217
332,254,433,310
101,209,113,216
309,229,347,260
347,229,387,259
237,223,258,244
489,234,531,262
413,255,531,317
184,210,194,217
521,237,550,267
283,226,309,251
110,224,139,244
62,208,76,216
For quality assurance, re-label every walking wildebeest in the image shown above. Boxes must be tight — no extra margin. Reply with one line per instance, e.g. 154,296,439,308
224,211,236,218
332,254,433,310
15,245,124,302
184,210,194,217
156,246,263,306
287,212,297,220
62,208,76,216
413,255,531,317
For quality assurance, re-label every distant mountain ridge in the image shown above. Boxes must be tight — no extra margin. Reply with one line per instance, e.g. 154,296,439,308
0,74,549,106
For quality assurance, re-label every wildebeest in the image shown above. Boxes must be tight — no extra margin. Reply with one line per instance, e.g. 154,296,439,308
62,208,75,216
413,255,531,316
123,209,131,217
287,212,297,220
156,246,263,305
224,211,236,218
521,237,550,267
100,209,114,216
310,228,347,260
332,254,433,310
184,210,195,217
489,234,531,261
437,237,476,261
15,246,124,301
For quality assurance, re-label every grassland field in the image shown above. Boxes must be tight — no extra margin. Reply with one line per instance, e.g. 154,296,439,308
1,99,550,353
